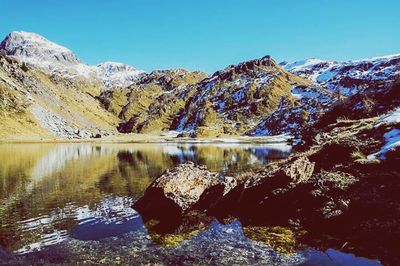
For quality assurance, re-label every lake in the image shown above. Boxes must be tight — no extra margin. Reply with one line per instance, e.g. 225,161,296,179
0,143,381,265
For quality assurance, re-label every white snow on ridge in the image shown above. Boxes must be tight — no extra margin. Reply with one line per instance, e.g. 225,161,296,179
283,58,332,72
284,53,400,96
96,62,145,88
375,108,400,127
283,58,338,82
349,53,400,64
285,54,400,75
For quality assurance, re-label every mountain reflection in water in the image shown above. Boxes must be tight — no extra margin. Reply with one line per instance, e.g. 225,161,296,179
0,143,382,265
0,142,290,253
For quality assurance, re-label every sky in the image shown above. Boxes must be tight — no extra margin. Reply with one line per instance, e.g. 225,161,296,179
1,0,399,73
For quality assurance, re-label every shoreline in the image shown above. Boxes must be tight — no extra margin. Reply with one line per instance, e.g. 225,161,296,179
0,133,295,145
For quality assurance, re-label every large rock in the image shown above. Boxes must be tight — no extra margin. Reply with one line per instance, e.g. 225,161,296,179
133,162,236,224
205,156,316,222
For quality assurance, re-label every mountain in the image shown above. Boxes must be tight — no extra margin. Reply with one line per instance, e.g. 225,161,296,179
1,30,400,140
75,51,400,138
173,56,318,137
101,56,332,137
0,33,123,140
0,31,81,66
0,31,144,88
282,54,400,96
100,69,208,134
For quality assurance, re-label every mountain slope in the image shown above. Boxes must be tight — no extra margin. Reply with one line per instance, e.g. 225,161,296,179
103,54,400,138
0,45,119,140
101,56,329,137
172,56,331,137
99,69,208,134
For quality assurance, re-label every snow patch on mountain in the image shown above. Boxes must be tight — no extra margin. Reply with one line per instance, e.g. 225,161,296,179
350,53,400,63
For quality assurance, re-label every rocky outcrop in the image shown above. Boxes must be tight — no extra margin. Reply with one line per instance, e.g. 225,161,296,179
133,162,236,224
282,156,315,183
133,156,316,225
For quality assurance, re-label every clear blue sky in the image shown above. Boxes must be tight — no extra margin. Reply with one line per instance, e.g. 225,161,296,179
1,0,399,73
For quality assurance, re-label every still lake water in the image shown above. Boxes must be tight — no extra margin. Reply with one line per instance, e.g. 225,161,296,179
0,143,381,265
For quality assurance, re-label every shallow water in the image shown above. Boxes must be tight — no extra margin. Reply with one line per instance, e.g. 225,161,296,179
0,143,381,265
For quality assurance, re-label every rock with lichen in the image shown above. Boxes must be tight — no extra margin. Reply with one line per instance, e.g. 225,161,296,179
133,162,236,223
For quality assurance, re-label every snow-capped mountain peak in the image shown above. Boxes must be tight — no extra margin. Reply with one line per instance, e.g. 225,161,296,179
97,61,136,72
0,31,144,88
348,53,400,64
95,62,145,88
282,58,333,71
284,54,400,96
0,31,81,67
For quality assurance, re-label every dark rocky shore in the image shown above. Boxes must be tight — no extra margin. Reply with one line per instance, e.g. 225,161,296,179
133,82,400,265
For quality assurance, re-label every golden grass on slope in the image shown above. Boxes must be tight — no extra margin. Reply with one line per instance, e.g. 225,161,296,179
0,59,123,140
0,112,55,141
32,70,120,130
